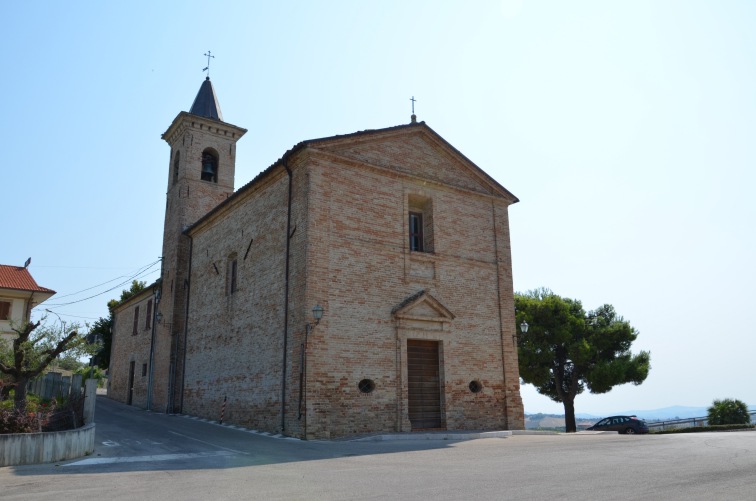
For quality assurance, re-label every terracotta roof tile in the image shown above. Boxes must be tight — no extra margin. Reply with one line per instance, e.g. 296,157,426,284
0,265,56,294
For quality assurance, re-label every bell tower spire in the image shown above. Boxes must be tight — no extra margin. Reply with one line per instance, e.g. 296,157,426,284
151,77,247,413
190,77,223,121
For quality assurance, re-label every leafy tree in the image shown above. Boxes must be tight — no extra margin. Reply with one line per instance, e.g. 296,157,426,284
88,315,114,370
75,365,107,388
87,280,147,369
118,280,147,303
89,280,147,370
0,320,98,410
707,398,751,426
515,288,651,432
53,353,88,372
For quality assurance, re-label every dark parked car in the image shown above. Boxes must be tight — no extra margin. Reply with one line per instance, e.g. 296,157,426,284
587,415,649,434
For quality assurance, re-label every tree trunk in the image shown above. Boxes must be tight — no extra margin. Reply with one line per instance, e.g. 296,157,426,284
14,377,29,411
563,399,577,433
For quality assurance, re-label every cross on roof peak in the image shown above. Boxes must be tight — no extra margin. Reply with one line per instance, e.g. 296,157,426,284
203,51,215,78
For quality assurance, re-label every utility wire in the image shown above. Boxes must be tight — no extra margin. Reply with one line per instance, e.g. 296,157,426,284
40,311,103,321
53,271,151,300
43,260,161,307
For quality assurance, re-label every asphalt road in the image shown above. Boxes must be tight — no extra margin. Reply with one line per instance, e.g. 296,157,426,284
1,396,755,500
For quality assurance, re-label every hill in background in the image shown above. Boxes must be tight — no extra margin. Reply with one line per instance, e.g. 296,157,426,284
526,404,756,429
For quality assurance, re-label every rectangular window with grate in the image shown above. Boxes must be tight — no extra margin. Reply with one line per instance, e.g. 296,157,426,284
408,194,434,253
227,254,238,295
132,306,140,335
409,212,424,252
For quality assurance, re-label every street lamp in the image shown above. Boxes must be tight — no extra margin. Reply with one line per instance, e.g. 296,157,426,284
45,308,65,331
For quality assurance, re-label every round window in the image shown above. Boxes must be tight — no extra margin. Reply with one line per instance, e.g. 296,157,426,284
469,380,483,393
358,379,376,394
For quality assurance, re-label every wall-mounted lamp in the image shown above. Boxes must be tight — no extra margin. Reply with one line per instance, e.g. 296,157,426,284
312,304,324,326
514,320,528,343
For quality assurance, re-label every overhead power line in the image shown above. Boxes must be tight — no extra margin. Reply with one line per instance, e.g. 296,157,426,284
43,259,161,308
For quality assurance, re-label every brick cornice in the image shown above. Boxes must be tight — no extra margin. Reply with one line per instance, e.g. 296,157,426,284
162,111,247,146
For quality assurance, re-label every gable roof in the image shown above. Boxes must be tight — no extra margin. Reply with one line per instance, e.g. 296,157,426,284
0,265,56,294
187,120,518,234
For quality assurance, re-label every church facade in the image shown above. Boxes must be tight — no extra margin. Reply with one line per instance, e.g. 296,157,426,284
109,78,525,439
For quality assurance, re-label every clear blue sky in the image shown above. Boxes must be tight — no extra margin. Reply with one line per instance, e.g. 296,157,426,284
3,1,754,415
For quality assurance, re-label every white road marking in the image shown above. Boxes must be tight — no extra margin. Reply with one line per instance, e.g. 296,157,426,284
65,450,234,466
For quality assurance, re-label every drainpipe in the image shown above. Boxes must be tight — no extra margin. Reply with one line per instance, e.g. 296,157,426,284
147,280,160,410
281,157,293,433
108,313,117,397
179,234,193,413
25,292,35,323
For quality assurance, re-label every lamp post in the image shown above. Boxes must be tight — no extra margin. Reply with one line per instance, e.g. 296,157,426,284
45,308,64,330
44,309,67,372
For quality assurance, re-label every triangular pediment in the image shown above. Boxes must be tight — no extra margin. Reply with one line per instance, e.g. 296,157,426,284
392,290,455,323
311,124,517,202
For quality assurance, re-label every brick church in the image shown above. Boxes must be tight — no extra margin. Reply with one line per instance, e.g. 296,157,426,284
109,77,525,439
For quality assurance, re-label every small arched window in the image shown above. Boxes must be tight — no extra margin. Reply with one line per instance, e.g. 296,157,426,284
201,149,219,183
173,150,180,185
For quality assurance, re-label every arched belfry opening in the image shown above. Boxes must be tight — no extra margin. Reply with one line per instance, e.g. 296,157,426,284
201,148,219,183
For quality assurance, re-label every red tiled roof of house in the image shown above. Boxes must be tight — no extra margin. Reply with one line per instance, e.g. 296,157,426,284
0,265,56,294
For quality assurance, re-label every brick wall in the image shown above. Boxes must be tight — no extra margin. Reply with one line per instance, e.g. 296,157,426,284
109,289,155,408
114,119,524,438
301,131,524,437
182,166,292,430
175,125,523,438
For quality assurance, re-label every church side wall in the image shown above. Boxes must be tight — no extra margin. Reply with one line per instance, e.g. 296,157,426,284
182,169,290,432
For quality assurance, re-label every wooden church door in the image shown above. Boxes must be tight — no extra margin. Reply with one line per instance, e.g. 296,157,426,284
407,340,443,429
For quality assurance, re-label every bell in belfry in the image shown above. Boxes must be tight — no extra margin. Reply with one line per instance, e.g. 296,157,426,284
201,152,217,181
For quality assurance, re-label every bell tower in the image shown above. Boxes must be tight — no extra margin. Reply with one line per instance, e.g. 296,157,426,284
153,77,247,412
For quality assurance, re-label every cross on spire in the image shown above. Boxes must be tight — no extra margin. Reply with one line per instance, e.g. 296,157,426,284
410,96,417,123
203,51,215,78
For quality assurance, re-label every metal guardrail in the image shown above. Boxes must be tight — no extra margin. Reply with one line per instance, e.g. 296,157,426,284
646,410,756,431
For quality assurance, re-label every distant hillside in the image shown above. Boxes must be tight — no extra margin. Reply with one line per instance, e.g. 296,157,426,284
527,404,756,425
524,413,596,430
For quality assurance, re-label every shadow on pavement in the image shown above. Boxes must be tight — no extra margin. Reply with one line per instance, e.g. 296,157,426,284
6,396,502,475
